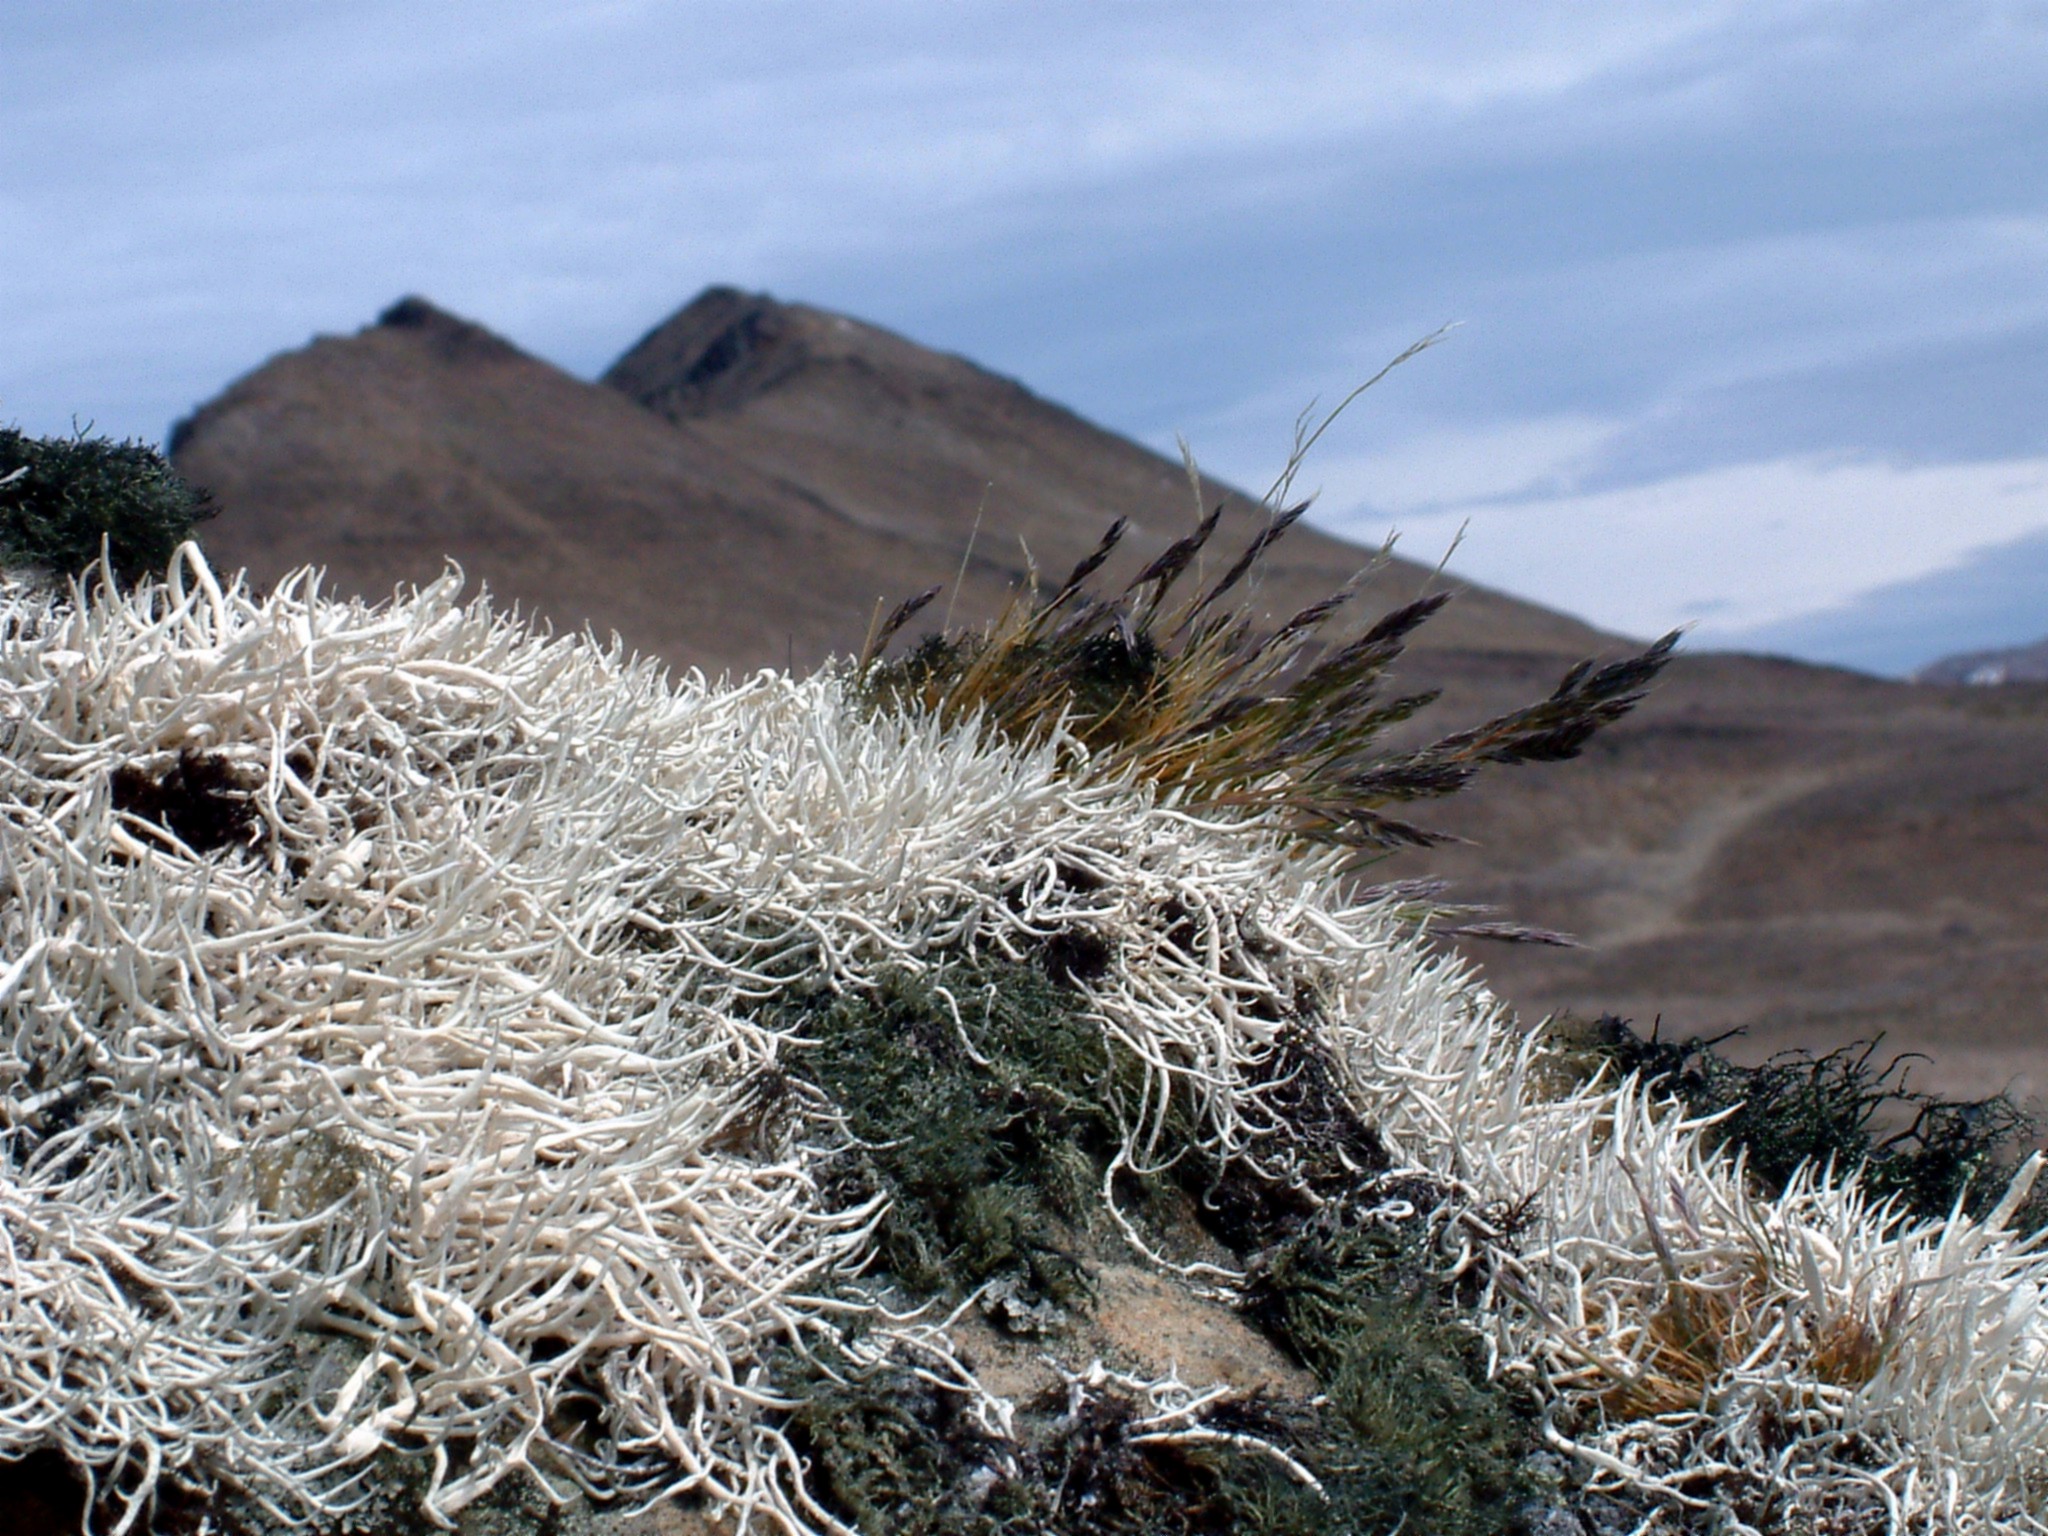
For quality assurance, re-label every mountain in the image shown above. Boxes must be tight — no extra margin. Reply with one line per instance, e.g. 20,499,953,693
596,288,1600,655
168,296,941,674
173,290,1601,679
168,289,2048,1107
1915,634,2048,685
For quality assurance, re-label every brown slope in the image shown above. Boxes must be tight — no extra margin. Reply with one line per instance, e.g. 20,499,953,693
599,286,1608,659
172,297,946,674
1392,652,2048,1108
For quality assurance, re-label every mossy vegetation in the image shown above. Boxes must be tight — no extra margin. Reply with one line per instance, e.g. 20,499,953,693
780,1334,1551,1536
772,958,1125,1304
0,425,216,584
1556,1014,2048,1230
1239,1205,1543,1534
781,1346,1342,1536
768,953,1557,1536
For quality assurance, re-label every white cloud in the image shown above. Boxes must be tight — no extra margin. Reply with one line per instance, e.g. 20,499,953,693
1509,216,2048,395
1321,453,2048,641
1295,415,1623,517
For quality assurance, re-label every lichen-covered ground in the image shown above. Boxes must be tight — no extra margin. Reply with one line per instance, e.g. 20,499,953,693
3,549,2046,1534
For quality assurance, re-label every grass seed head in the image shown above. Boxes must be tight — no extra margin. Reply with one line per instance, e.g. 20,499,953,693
858,512,1677,861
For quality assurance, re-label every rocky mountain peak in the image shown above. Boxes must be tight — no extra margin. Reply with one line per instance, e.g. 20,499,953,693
371,294,525,365
602,286,809,417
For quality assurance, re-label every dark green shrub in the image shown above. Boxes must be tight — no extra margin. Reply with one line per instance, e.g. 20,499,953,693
0,425,216,585
1558,1015,2048,1230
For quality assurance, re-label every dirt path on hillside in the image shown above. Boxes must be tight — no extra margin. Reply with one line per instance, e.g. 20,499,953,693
1587,769,1841,948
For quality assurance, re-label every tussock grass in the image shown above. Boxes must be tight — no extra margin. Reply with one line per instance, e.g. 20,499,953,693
859,505,1678,858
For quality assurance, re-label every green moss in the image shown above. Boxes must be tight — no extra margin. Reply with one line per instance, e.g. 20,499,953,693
779,1352,1010,1535
778,1348,1344,1536
780,1308,1542,1536
1239,1201,1539,1535
772,953,1551,1535
772,959,1125,1305
773,946,1579,1531
0,425,217,585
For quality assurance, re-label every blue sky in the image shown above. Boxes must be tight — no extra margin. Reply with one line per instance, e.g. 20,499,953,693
4,2,2044,673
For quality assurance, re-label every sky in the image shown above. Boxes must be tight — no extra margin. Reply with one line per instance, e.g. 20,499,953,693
3,2,2044,675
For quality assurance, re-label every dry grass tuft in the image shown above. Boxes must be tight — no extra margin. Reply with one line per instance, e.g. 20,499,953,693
860,504,1675,859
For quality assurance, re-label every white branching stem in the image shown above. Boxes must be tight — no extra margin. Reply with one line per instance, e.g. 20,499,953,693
2,549,2046,1533
1048,1358,1327,1496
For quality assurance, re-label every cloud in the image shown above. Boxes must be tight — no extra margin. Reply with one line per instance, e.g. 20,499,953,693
1318,452,2048,656
1289,415,1624,521
2,1,2042,671
1589,320,2048,477
1725,524,2048,674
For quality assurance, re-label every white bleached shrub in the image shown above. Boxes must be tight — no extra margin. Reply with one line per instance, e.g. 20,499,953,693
1,547,2044,1534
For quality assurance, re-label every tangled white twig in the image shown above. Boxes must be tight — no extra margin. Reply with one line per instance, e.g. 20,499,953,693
1,547,2044,1533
